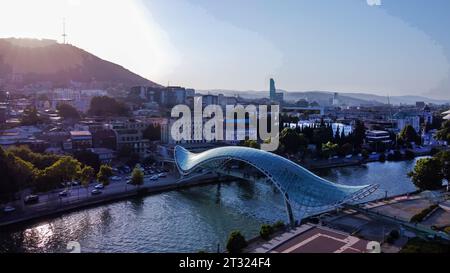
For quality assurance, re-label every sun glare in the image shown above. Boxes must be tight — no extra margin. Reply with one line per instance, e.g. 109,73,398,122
0,0,178,83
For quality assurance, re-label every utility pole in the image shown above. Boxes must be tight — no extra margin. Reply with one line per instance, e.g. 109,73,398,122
62,18,67,44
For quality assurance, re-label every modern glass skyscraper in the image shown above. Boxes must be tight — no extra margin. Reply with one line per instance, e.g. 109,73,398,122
270,78,276,100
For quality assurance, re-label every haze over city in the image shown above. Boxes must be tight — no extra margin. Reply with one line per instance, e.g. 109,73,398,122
0,0,449,99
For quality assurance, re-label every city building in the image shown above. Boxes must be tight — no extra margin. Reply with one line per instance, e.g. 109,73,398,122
108,119,150,158
331,92,340,106
91,129,117,150
0,126,47,151
415,101,425,108
365,130,392,151
393,111,421,133
269,78,284,103
41,129,71,150
366,130,391,144
130,86,193,108
45,88,108,113
70,131,93,150
0,105,6,124
89,147,115,164
423,105,433,124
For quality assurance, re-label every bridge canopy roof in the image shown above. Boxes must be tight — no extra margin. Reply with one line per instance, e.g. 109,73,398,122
174,146,378,210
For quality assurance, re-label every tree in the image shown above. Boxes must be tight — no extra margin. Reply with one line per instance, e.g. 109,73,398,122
34,156,82,191
361,149,369,160
8,145,60,169
97,165,113,186
57,103,80,120
322,141,339,158
0,148,34,200
226,231,247,253
260,224,274,240
399,125,421,145
80,166,95,196
334,126,341,143
74,150,100,170
279,128,308,154
312,126,333,149
88,96,129,117
436,120,450,142
131,164,144,186
409,158,443,190
242,140,259,149
435,151,450,182
352,120,366,148
21,107,43,126
340,143,353,156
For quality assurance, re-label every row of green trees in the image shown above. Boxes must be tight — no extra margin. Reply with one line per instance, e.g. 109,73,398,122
0,146,116,201
275,119,366,158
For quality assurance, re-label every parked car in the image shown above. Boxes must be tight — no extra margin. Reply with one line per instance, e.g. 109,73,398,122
24,195,39,204
345,154,353,159
158,172,167,178
111,176,120,181
3,206,16,213
58,190,69,197
91,189,102,195
94,184,104,189
150,175,159,181
71,181,80,186
126,179,133,184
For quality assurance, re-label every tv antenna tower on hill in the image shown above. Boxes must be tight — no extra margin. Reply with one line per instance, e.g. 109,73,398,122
62,18,67,44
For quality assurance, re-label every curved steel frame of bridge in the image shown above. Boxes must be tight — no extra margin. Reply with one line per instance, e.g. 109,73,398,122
173,145,379,226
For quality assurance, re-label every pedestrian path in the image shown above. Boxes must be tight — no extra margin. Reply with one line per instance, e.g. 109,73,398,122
251,225,314,253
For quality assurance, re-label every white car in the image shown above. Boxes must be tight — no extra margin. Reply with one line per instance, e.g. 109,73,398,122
3,206,16,213
91,189,102,195
111,176,120,181
150,175,159,181
345,154,353,159
59,190,69,197
158,172,167,178
94,184,104,189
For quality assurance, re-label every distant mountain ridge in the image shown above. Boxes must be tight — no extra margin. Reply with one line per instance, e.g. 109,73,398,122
0,38,161,90
198,89,450,106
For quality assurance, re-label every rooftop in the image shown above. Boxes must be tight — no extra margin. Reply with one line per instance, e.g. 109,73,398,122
70,131,92,137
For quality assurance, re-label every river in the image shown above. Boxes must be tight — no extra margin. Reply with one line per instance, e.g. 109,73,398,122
0,158,420,253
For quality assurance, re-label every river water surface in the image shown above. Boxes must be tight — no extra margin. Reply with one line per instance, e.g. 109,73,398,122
0,159,419,253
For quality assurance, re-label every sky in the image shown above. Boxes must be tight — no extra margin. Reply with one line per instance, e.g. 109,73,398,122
0,0,449,99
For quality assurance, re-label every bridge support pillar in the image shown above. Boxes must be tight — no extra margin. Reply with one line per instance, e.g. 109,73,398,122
284,193,295,228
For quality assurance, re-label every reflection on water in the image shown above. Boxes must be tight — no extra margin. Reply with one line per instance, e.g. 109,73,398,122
314,158,420,201
0,159,419,253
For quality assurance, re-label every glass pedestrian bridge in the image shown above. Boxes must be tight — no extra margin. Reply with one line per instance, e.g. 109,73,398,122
174,145,378,225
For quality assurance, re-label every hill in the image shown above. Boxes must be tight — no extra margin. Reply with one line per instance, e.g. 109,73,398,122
0,38,161,90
